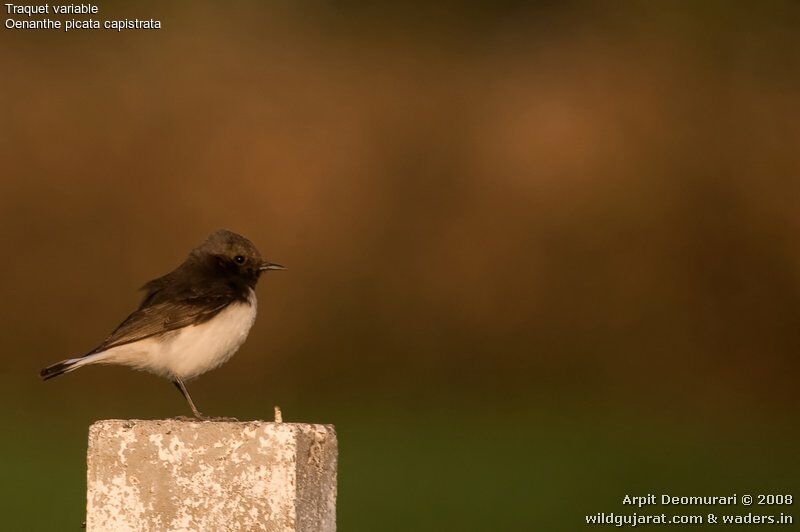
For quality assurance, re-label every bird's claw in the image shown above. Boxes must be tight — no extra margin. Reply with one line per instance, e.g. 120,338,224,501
170,414,238,422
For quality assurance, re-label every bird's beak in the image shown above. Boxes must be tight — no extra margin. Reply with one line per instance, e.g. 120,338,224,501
259,261,286,271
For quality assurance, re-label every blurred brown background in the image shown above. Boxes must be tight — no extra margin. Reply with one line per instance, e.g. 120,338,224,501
1,1,798,530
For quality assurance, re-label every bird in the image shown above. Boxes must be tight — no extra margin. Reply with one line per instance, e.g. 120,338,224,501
39,229,284,419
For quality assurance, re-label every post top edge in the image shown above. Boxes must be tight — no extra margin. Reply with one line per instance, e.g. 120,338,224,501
89,419,336,431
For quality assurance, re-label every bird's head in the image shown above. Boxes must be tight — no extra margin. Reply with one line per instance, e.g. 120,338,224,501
192,229,284,285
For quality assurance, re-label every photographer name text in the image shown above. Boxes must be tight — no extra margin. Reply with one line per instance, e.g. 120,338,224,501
624,493,792,507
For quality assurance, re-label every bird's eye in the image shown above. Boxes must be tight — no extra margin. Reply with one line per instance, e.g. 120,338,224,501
234,255,245,264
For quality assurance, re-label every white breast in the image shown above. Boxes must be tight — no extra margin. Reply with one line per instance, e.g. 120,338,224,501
100,290,258,380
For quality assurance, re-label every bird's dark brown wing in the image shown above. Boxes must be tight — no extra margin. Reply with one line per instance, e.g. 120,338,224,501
91,294,235,354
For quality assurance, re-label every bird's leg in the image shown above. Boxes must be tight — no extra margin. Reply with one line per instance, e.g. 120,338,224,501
172,378,238,421
173,378,206,420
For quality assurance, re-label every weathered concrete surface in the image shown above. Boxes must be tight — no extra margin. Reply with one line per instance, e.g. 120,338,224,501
86,420,337,531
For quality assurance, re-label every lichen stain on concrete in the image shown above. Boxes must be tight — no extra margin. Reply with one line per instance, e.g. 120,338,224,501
86,420,337,531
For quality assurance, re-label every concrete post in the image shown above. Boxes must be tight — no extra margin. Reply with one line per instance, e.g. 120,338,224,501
86,419,337,531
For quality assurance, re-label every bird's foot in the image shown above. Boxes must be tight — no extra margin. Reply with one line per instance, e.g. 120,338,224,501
170,412,238,422
202,416,239,422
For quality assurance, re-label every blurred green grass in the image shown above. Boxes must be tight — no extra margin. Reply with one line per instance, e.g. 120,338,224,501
3,376,796,530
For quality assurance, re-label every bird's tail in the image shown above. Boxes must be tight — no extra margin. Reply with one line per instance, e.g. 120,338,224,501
39,355,97,381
